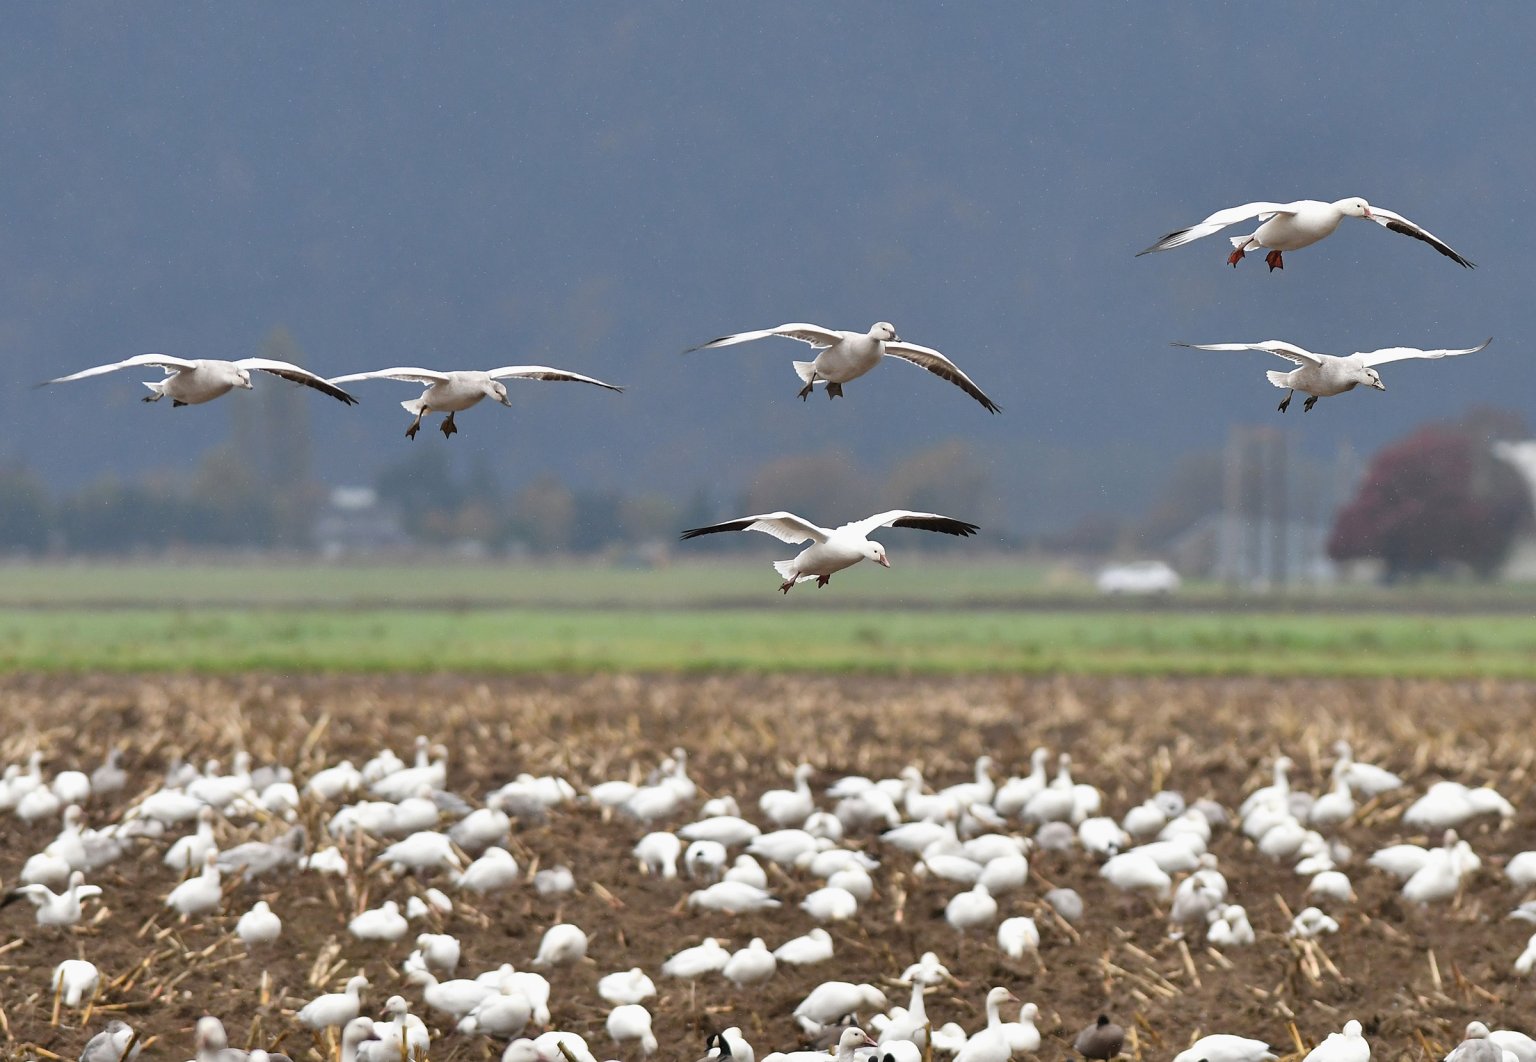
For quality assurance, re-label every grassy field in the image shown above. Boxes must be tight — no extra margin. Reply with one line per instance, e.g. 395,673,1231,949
8,558,1536,609
4,560,1535,677
0,558,1060,607
3,605,1535,677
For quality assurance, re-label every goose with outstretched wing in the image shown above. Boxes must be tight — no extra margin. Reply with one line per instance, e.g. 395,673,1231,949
680,509,980,593
1139,198,1473,271
328,365,622,438
42,354,357,406
1174,338,1490,412
686,321,999,412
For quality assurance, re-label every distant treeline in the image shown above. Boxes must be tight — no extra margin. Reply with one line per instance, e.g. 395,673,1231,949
0,439,995,557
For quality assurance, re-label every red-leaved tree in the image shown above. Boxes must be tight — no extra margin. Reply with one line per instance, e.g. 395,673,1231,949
1329,412,1531,579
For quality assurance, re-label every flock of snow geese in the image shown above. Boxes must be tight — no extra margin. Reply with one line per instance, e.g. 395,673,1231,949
4,733,1536,1062
38,194,1486,593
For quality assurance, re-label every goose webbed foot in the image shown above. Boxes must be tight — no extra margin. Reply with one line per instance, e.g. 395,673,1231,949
779,579,796,594
816,575,831,588
406,419,422,439
1227,248,1245,267
825,383,843,400
1265,250,1284,271
441,413,458,438
797,381,815,401
1303,395,1318,412
1277,391,1293,413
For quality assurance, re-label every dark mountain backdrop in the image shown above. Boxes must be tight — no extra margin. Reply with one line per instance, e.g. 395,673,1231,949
1,5,1526,539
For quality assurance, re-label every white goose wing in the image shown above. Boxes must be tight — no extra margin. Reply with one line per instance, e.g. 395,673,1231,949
843,510,981,539
679,512,830,545
882,341,1001,413
1137,202,1299,255
1173,340,1325,367
1358,338,1490,368
1364,206,1475,267
236,358,358,404
485,366,624,392
684,323,845,353
328,366,451,386
43,353,200,385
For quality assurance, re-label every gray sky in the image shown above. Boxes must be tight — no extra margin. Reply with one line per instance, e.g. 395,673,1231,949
1,5,1524,535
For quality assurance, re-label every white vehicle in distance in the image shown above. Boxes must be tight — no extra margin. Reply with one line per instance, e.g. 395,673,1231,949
1096,561,1181,596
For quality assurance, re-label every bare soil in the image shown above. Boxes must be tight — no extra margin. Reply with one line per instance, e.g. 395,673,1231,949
1,673,1533,1061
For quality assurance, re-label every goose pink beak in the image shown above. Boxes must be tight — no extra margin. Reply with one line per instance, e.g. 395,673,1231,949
876,555,891,568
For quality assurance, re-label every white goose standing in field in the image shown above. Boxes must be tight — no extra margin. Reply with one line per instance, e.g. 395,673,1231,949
761,764,817,827
52,958,100,1008
681,509,980,593
1175,338,1489,413
598,967,656,1006
165,850,222,918
1302,1020,1370,1062
531,922,589,966
685,320,1000,411
235,900,282,946
954,988,1020,1062
606,1004,659,1055
774,927,834,965
1138,197,1474,270
1171,1035,1277,1062
328,365,622,438
0,869,102,926
1331,741,1403,797
80,1020,141,1062
298,974,369,1031
165,806,219,872
42,354,358,406
876,981,930,1048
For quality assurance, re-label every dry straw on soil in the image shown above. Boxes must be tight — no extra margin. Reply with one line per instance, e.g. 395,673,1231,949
0,673,1533,1061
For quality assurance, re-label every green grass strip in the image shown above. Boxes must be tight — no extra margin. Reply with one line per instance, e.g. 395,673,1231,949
3,607,1535,678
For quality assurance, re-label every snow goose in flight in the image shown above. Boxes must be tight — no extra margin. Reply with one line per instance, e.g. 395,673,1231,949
681,510,979,593
1176,338,1490,412
1138,197,1474,270
685,321,999,412
328,365,622,438
43,354,357,406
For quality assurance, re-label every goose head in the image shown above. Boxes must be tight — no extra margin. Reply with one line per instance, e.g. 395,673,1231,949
1335,197,1372,220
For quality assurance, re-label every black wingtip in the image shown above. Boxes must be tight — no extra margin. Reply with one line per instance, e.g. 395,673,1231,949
682,335,730,354
894,516,980,537
1136,230,1184,256
679,527,708,540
